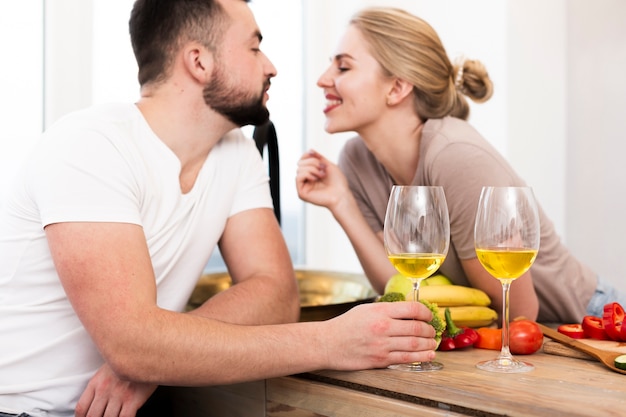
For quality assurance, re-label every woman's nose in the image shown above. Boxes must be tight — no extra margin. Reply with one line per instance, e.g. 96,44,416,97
316,66,333,88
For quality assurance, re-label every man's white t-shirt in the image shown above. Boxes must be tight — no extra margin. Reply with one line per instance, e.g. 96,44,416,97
0,103,273,416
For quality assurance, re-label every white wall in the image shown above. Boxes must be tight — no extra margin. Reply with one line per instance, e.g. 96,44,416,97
566,0,626,284
44,0,94,126
0,2,43,205
506,0,567,237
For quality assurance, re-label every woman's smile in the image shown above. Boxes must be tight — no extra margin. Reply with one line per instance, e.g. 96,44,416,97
324,93,343,113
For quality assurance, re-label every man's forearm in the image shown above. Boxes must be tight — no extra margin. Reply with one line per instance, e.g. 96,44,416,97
189,274,300,325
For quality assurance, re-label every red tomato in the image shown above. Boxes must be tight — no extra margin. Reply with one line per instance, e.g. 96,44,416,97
557,323,585,339
475,327,502,350
602,302,625,341
581,315,609,340
509,320,543,355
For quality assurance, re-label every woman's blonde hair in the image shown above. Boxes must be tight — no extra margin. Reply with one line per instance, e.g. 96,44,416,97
350,7,493,120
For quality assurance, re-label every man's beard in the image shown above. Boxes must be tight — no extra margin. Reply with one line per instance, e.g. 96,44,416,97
203,64,270,127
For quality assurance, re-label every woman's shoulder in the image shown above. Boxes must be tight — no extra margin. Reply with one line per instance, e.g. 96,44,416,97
342,135,369,153
424,116,484,142
339,136,385,174
340,136,378,164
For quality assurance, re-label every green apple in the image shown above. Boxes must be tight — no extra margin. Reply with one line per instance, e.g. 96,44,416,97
422,274,452,286
384,273,413,295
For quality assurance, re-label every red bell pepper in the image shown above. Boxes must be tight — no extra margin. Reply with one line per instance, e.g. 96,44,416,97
581,315,609,340
602,302,625,341
621,318,626,342
438,307,479,351
557,323,585,339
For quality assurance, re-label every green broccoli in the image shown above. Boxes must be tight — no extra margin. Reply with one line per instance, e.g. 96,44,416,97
376,292,406,302
376,293,446,348
420,299,446,349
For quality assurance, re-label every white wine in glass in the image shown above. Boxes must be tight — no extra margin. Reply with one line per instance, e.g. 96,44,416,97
384,185,450,372
474,186,540,373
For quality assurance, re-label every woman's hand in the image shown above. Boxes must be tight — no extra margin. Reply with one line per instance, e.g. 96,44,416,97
296,148,396,293
296,149,351,212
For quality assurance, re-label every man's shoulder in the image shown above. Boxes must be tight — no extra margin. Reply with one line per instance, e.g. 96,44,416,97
216,128,258,156
220,128,248,143
44,103,140,141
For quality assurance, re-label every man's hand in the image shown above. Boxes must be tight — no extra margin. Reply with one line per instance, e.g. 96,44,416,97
322,300,438,370
75,364,157,417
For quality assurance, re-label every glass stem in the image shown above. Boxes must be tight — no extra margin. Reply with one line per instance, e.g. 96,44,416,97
412,279,420,302
499,280,513,360
411,279,423,366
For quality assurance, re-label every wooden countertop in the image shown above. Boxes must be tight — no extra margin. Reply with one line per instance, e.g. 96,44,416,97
278,345,626,417
152,336,626,416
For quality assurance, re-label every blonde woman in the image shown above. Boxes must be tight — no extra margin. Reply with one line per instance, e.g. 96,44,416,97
297,7,623,324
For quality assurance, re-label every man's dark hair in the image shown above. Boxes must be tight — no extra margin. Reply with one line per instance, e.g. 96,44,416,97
129,0,233,86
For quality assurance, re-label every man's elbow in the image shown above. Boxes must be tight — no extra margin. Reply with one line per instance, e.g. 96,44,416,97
287,294,301,322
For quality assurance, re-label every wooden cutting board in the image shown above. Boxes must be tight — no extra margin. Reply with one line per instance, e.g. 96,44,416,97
543,337,626,361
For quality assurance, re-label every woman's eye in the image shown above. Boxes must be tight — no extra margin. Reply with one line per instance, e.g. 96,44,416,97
338,67,349,72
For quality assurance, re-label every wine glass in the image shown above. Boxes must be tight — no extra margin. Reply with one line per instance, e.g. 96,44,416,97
384,185,450,372
474,186,540,373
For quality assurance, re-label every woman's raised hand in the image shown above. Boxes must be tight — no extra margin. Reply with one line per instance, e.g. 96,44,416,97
296,149,351,211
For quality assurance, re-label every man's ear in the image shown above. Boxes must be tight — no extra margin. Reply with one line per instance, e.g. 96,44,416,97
386,78,414,106
183,43,214,83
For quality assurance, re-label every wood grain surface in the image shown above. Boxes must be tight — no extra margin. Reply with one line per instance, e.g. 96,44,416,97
146,339,626,417
543,337,626,360
294,343,626,417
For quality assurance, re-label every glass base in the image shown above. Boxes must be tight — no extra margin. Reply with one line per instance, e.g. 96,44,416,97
476,357,534,373
388,361,443,372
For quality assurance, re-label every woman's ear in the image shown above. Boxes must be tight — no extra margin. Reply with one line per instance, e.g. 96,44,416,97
386,78,413,106
183,42,214,84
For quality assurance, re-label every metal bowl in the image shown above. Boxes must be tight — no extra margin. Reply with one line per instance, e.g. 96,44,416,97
187,269,377,322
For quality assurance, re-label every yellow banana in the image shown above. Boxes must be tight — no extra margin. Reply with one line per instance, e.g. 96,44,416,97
436,305,498,328
419,284,491,307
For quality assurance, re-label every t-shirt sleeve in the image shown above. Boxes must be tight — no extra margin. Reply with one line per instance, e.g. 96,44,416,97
27,127,142,228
